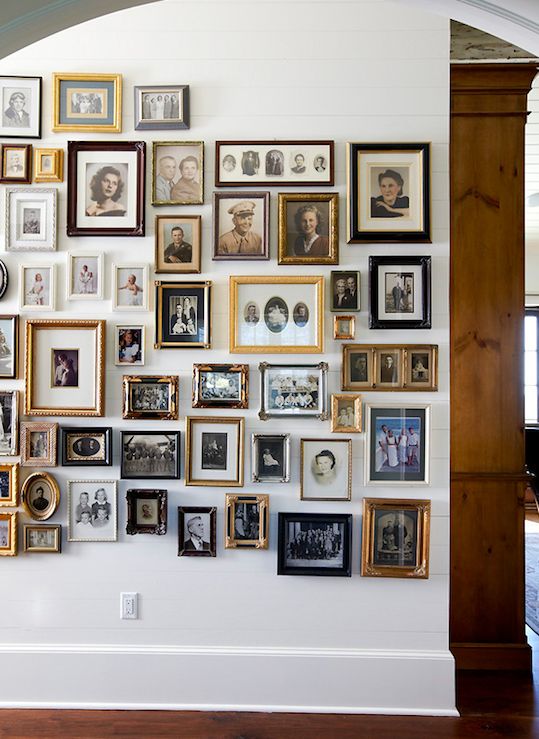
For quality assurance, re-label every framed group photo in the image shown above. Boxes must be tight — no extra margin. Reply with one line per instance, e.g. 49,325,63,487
225,493,268,549
23,524,61,553
120,431,181,480
178,506,216,557
251,433,290,483
52,73,122,133
68,479,117,542
155,280,211,349
0,75,41,138
369,256,432,329
213,192,269,260
186,416,244,487
126,489,167,535
258,362,328,421
300,439,352,501
331,394,362,433
60,427,112,467
134,84,189,130
0,463,18,507
278,193,338,265
122,375,178,420
277,512,352,577
5,187,57,251
155,215,201,274
152,141,203,205
192,363,248,409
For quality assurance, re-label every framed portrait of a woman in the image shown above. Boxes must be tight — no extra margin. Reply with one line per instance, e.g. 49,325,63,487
347,143,430,243
278,193,338,265
67,141,145,237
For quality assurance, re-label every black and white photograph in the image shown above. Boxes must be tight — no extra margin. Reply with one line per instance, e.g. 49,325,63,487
169,295,198,336
0,76,41,138
0,316,17,379
410,352,430,383
300,439,352,501
68,480,117,542
0,390,18,456
333,315,355,340
213,192,269,260
152,141,203,205
370,256,431,329
193,364,248,409
178,506,216,557
51,349,79,388
258,362,328,420
0,469,11,500
0,518,8,545
186,417,244,486
53,74,121,133
377,350,401,386
126,489,167,535
20,421,56,467
67,91,106,118
135,85,189,130
251,433,290,483
201,432,227,470
132,383,170,412
331,271,360,312
113,264,147,311
121,431,180,480
123,376,178,420
6,187,57,252
225,494,269,549
23,207,40,234
61,428,112,466
293,302,309,327
264,297,289,334
21,472,59,521
370,167,410,219
155,281,211,350
116,326,144,366
278,512,352,577
68,253,103,300
278,194,338,265
0,463,16,506
385,272,414,314
0,512,15,555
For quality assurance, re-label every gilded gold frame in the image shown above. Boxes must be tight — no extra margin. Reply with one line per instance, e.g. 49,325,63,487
25,319,106,416
52,73,122,133
300,438,352,501
361,498,431,578
185,416,244,487
20,422,57,467
225,493,269,549
192,363,248,409
0,511,17,556
229,275,324,354
278,192,338,265
342,344,438,391
34,148,64,182
331,394,362,433
151,140,204,206
21,471,60,521
333,315,355,340
0,463,19,506
122,375,179,420
23,524,61,553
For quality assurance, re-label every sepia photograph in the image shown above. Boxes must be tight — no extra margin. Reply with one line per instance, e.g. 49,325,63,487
300,439,352,501
51,349,78,388
152,141,203,205
85,162,128,217
331,271,360,312
331,394,362,433
0,316,17,379
121,431,180,480
126,489,167,535
278,194,338,265
68,479,117,542
1,144,31,183
67,253,103,300
61,427,112,466
20,265,54,311
385,272,414,314
0,76,41,138
178,506,216,556
0,512,16,556
377,350,401,387
21,421,57,467
259,362,328,420
333,315,355,341
21,471,59,521
113,264,148,311
23,524,61,553
213,192,269,260
6,187,57,252
278,512,352,577
370,256,431,329
155,215,201,274
34,148,63,182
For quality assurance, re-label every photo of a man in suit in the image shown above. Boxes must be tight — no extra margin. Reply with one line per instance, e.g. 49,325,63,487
184,515,210,551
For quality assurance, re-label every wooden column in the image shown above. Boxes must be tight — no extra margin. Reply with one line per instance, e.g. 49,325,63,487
451,63,537,671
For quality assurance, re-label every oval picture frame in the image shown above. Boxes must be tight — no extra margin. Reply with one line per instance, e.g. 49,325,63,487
0,260,8,300
21,471,60,521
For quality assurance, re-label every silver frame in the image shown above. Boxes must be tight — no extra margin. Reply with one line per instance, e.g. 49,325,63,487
258,362,328,421
251,433,290,483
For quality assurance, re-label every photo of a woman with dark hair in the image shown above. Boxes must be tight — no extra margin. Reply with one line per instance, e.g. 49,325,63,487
370,168,409,218
86,165,126,217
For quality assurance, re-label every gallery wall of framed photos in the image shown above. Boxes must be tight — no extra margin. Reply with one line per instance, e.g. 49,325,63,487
0,0,453,716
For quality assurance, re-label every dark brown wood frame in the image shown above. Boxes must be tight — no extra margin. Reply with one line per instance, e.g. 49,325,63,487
126,489,167,535
177,506,216,557
0,144,32,183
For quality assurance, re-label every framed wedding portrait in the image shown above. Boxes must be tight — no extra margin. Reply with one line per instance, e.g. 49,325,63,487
251,433,290,483
0,75,41,138
225,493,269,549
60,427,112,467
152,141,203,205
331,271,360,312
67,252,104,301
0,463,18,507
192,363,248,409
1,144,31,183
213,192,269,261
0,315,18,379
259,362,328,421
67,140,145,236
229,275,324,354
361,498,431,578
186,416,244,487
0,512,17,556
155,280,211,349
68,479,117,542
278,193,338,265
155,215,201,274
34,148,63,182
115,325,145,366
19,265,55,312
21,471,60,521
112,264,148,311
120,431,180,480
300,439,351,501
25,319,105,417
347,142,431,243
122,375,178,420
23,524,62,553
20,422,57,467
178,506,216,557
5,187,56,251
331,394,362,433
277,512,352,577
134,84,189,130
126,488,167,536
52,73,122,133
369,256,432,329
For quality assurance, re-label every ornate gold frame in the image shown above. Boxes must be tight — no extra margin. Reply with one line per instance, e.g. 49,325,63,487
333,315,355,340
122,375,179,420
25,319,106,416
185,416,244,487
0,511,17,556
331,394,362,433
21,471,60,521
278,192,338,265
0,463,19,506
52,73,122,133
225,493,269,549
34,148,64,182
342,344,438,391
300,439,352,501
192,363,248,409
361,498,431,578
23,524,61,553
20,422,58,467
229,275,324,354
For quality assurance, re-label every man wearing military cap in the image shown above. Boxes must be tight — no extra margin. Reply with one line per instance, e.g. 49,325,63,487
218,200,263,255
3,91,30,128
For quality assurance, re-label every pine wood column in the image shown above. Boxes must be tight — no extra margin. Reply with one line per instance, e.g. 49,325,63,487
450,63,537,671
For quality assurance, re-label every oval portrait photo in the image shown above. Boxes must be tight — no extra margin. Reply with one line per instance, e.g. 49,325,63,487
264,297,288,333
293,302,309,327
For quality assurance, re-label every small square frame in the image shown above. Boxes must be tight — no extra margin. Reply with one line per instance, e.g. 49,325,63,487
331,394,362,433
192,364,248,409
1,144,32,183
20,422,57,467
225,493,269,549
0,511,17,556
178,506,216,557
251,433,290,483
122,375,179,420
126,488,167,535
23,524,61,553
333,315,355,340
34,148,63,182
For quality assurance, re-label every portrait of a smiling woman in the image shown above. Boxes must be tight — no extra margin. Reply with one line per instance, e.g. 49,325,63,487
370,168,410,219
86,164,127,217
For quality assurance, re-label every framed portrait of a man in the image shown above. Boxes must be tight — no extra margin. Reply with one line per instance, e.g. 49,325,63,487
155,215,201,274
0,76,41,138
152,141,203,205
126,489,167,536
369,256,431,329
1,144,32,184
178,506,216,557
155,281,211,349
213,192,269,260
278,193,338,265
52,73,122,133
134,85,189,130
300,439,351,501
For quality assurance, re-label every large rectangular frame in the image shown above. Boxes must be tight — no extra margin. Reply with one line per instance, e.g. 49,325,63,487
258,362,328,421
277,512,352,577
342,344,438,391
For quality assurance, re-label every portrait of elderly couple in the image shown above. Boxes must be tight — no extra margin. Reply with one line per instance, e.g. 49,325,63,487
152,142,203,205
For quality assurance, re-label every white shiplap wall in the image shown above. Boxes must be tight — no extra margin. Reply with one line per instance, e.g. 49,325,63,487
0,0,454,714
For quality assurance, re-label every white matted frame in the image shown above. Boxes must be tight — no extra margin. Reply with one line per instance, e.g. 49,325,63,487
67,251,104,301
19,264,56,311
6,187,57,251
112,263,149,312
185,416,244,487
67,479,118,542
0,76,41,139
114,324,145,366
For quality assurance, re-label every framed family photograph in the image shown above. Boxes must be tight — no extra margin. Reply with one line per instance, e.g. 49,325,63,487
1,144,31,183
126,489,167,535
225,493,269,549
0,315,18,379
342,344,438,391
20,422,57,467
361,498,431,578
278,193,338,265
68,479,117,542
21,471,60,521
25,319,105,417
369,256,431,329
0,76,41,138
0,512,17,556
229,275,324,354
34,148,63,182
60,427,112,467
19,265,55,311
155,215,201,274
331,394,362,433
186,416,244,487
300,439,351,501
365,403,430,485
23,524,61,553
155,280,211,349
67,140,145,237
67,252,104,301
277,512,352,577
121,431,180,480
52,73,122,133
213,192,269,260
122,375,178,420
134,84,189,130
215,140,334,186
178,506,216,557
115,325,145,366
6,187,56,251
192,363,248,409
331,271,360,312
0,463,18,507
258,362,328,421
152,141,203,205
251,433,290,483
0,390,18,456
334,315,355,341
112,264,148,311
347,142,430,243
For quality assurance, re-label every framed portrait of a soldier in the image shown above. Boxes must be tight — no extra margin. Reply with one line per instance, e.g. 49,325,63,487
155,215,201,274
330,271,360,312
251,433,290,483
155,280,211,349
192,364,248,409
0,512,17,556
215,140,334,186
120,431,181,480
278,193,338,265
277,512,352,577
34,148,63,183
178,506,216,557
52,73,122,133
0,390,19,456
365,403,431,485
6,188,57,252
347,142,431,243
122,375,179,421
0,76,41,138
229,275,323,354
60,427,113,467
300,439,352,502
213,192,269,261
369,256,432,330
361,498,431,578
0,463,18,507
23,524,62,553
331,394,362,433
185,416,244,487
20,422,57,467
68,480,118,542
67,140,145,237
152,141,203,205
258,362,328,421
1,144,32,183
0,315,18,379
134,85,189,131
225,493,269,549
333,315,355,341
21,471,60,521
